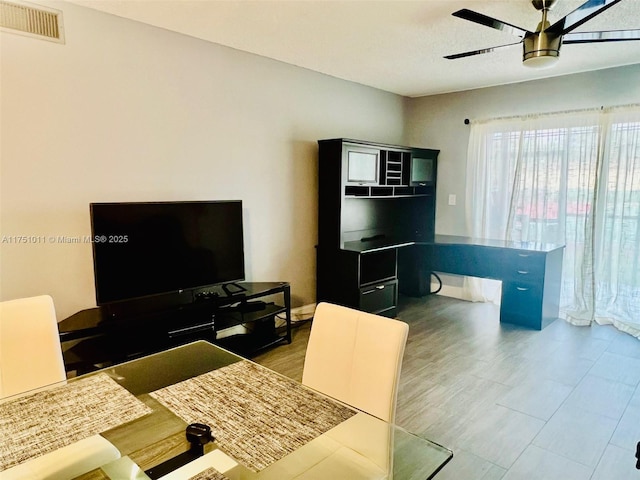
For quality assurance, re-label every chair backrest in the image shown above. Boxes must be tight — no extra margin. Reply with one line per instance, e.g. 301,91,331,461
302,302,409,423
0,295,66,398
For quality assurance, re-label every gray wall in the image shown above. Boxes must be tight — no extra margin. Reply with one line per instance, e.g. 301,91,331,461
0,1,406,318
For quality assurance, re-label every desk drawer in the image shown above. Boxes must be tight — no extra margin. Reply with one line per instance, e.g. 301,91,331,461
502,250,546,283
501,281,543,329
360,280,398,315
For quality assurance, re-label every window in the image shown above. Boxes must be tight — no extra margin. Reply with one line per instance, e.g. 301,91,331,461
466,107,640,336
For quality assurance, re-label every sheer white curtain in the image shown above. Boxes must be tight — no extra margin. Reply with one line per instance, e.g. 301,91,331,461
465,106,640,338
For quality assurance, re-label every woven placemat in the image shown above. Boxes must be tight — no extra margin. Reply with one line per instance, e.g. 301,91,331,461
188,467,228,480
150,361,355,471
0,373,153,471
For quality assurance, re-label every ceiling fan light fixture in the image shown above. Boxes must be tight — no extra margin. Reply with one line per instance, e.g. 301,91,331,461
523,54,560,68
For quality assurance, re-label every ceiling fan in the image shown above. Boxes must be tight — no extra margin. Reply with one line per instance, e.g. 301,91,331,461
445,0,640,68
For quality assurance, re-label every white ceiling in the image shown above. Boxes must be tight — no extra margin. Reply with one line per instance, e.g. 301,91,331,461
68,0,640,97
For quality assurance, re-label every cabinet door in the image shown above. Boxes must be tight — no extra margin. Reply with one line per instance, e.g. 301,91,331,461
344,144,381,186
360,249,397,286
409,148,438,187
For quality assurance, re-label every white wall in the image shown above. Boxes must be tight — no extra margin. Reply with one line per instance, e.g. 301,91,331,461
0,1,406,319
406,64,640,236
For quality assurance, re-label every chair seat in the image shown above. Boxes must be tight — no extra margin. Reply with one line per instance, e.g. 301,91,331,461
1,434,121,480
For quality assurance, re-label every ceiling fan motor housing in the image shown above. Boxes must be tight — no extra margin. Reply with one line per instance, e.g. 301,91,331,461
531,0,559,11
523,21,562,67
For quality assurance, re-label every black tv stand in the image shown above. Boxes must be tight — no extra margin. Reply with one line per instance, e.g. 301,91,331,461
59,282,291,374
222,282,247,296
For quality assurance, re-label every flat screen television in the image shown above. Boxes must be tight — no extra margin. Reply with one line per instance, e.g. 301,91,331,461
90,200,245,306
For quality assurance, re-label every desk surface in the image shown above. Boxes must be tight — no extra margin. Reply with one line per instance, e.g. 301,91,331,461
430,234,563,252
342,234,563,254
0,341,452,479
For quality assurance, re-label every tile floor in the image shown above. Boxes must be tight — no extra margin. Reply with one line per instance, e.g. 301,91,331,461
254,294,640,479
397,295,640,480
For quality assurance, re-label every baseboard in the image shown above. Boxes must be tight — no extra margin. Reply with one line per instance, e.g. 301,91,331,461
291,303,316,321
275,303,316,327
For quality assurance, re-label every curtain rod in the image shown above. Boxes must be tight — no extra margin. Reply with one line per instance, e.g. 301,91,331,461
464,103,640,125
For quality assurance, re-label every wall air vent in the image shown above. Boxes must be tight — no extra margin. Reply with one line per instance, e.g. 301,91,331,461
0,0,64,43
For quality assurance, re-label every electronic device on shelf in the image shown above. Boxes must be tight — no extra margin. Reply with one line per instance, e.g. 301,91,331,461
90,200,245,315
194,291,220,301
239,300,267,312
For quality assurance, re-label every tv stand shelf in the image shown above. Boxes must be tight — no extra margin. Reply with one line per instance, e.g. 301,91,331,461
59,282,291,374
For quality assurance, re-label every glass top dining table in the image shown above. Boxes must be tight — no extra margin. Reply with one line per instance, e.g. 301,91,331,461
0,340,452,480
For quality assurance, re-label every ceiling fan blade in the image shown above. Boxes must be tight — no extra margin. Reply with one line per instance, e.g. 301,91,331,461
452,9,531,38
563,29,640,43
548,0,624,35
444,41,523,60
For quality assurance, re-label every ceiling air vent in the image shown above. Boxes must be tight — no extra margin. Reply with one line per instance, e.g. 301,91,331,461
0,0,64,43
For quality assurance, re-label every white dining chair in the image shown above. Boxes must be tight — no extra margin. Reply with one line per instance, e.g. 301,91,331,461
302,302,409,423
0,295,121,480
0,294,66,397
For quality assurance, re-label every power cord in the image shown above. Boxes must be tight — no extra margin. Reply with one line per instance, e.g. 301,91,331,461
430,271,442,294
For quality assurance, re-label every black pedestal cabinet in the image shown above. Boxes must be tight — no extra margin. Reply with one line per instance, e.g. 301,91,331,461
316,138,439,316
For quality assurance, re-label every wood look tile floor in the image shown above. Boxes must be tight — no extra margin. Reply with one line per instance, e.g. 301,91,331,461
253,294,640,480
